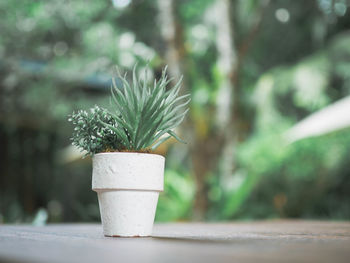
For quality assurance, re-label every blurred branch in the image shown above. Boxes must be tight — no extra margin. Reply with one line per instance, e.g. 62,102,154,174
331,0,336,13
235,0,270,71
285,96,350,143
91,4,111,23
229,0,271,138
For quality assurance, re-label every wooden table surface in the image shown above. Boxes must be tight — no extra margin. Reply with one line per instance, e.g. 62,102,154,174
0,220,349,263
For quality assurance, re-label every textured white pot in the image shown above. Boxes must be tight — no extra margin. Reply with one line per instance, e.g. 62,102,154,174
92,152,164,237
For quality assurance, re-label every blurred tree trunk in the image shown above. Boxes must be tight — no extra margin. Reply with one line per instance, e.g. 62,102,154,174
156,0,237,219
187,0,240,219
214,0,238,185
216,0,270,184
157,0,209,219
157,0,185,81
156,0,269,219
214,0,270,218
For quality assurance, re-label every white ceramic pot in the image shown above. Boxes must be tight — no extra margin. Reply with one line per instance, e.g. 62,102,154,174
92,152,165,237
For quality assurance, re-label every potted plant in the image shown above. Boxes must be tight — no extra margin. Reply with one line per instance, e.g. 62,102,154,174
68,66,190,237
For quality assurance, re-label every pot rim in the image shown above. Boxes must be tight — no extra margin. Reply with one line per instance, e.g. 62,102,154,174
93,188,162,192
94,151,165,159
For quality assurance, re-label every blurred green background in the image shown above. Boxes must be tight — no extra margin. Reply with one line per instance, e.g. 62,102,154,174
1,0,350,224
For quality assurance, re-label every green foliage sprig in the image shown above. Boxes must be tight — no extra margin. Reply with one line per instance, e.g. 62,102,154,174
68,105,124,156
68,65,190,156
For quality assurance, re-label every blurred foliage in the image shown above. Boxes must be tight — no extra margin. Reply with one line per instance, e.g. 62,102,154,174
208,32,350,220
1,0,350,223
234,129,350,219
156,169,195,222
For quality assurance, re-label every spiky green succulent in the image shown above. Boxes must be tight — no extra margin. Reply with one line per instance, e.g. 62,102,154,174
69,65,190,155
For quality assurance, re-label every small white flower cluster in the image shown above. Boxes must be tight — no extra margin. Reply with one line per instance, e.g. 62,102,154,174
68,105,123,157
